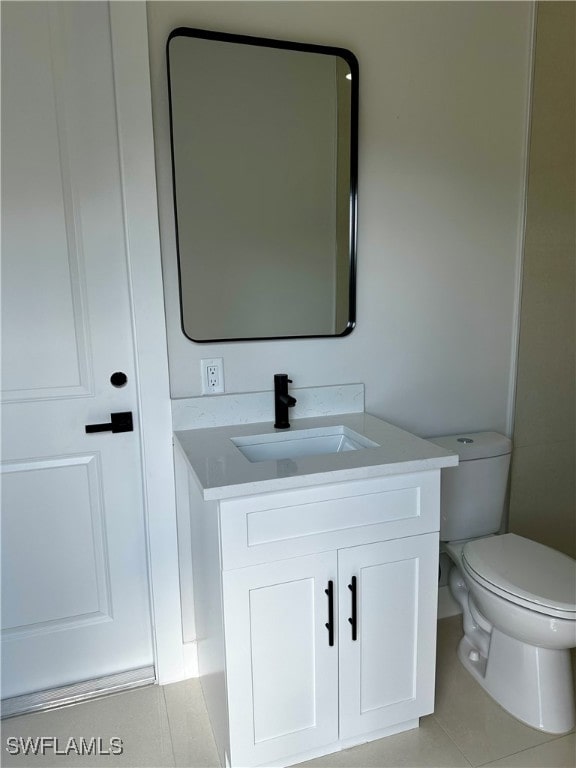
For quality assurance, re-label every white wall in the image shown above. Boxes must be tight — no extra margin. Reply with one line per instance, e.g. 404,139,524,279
508,2,575,558
147,1,533,438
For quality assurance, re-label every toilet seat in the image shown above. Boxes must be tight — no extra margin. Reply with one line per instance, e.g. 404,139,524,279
462,534,576,620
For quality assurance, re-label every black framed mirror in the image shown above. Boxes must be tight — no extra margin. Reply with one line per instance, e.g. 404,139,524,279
167,27,358,342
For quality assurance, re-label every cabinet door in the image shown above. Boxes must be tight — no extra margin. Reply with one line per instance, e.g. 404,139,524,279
222,552,339,767
338,533,439,739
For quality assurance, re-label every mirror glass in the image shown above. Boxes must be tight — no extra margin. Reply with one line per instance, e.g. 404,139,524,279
167,28,358,342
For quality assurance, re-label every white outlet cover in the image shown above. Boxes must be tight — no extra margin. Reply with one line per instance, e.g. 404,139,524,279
200,358,224,394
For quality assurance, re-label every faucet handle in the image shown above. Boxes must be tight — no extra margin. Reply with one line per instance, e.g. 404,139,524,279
274,373,293,386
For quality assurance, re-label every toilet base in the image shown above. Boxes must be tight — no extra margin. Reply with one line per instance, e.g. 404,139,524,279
458,629,575,734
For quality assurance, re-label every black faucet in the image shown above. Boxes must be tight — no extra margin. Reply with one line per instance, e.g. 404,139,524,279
274,374,297,429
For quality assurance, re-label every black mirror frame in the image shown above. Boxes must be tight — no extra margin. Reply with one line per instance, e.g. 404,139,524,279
166,27,359,343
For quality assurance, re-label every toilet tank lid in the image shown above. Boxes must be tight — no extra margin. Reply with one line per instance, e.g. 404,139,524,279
427,431,511,461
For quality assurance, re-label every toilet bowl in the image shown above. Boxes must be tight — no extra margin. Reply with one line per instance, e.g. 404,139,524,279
446,534,576,734
429,432,576,735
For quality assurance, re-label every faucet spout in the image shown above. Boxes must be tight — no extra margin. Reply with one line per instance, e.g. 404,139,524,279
274,374,297,429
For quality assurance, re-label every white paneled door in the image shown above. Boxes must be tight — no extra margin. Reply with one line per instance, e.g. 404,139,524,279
1,2,154,699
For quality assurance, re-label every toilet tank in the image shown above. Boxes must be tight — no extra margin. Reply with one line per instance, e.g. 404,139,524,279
428,432,512,542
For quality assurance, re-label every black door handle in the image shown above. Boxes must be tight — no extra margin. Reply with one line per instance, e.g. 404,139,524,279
324,580,334,647
85,411,133,434
348,575,357,641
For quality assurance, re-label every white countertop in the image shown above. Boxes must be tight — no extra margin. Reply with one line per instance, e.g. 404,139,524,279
175,413,458,500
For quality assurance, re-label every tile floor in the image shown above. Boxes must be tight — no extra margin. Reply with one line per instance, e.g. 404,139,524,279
2,617,575,768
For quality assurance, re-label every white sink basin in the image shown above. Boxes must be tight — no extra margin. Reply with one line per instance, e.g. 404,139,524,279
231,426,380,463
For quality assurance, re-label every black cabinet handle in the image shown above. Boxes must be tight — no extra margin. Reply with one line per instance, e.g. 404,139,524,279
348,575,357,641
85,411,133,434
324,580,334,647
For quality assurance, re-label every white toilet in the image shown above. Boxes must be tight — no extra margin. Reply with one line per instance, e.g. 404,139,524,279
429,432,576,734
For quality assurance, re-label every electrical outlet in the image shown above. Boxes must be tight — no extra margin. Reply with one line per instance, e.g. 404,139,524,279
200,358,224,394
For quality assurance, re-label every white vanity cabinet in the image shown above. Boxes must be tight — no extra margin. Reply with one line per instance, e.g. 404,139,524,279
185,465,442,767
175,413,457,768
223,533,438,768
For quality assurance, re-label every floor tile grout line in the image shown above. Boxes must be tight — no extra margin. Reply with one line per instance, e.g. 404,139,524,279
430,706,568,768
474,731,576,767
428,713,474,767
161,684,179,768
